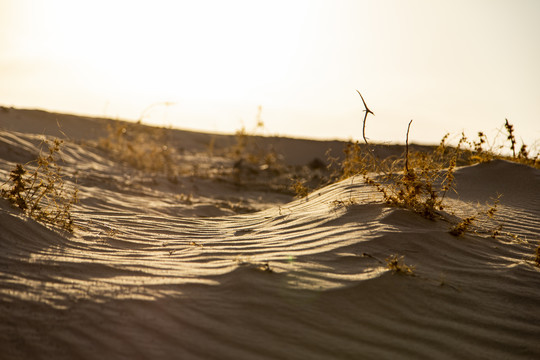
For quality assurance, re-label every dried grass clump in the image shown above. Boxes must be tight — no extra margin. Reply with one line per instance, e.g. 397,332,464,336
504,118,517,158
464,119,539,167
333,92,538,220
290,177,310,199
230,106,282,172
449,195,500,237
449,216,477,237
98,122,181,179
1,138,78,232
336,121,461,219
386,255,415,275
378,126,464,219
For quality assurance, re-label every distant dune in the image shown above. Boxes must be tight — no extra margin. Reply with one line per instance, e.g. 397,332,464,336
1,108,539,359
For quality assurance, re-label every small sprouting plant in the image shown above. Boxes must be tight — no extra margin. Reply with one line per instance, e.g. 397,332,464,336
1,138,78,232
386,255,415,275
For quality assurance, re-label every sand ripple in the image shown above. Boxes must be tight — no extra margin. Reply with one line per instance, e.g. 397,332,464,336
1,130,539,359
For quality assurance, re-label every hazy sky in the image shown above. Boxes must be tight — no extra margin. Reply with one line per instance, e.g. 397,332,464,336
1,0,539,148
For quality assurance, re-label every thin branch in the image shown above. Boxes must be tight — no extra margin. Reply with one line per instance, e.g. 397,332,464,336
356,90,374,144
405,120,413,173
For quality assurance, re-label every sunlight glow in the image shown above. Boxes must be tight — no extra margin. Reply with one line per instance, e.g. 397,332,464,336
1,0,539,146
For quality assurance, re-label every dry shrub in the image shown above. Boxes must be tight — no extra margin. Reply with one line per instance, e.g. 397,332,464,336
1,138,78,232
386,255,415,275
465,119,539,167
230,106,283,171
335,123,462,219
450,195,501,237
504,118,517,158
449,216,477,237
290,177,310,199
333,114,537,220
98,122,181,179
377,131,464,219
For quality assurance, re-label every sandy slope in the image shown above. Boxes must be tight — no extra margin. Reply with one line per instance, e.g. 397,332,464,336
1,109,539,359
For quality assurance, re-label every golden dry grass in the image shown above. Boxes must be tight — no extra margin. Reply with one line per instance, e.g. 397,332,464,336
1,138,78,232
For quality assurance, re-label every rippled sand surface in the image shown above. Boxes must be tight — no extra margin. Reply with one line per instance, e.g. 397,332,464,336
1,110,539,359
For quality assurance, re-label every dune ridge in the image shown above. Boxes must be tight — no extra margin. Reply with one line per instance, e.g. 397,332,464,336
1,109,539,359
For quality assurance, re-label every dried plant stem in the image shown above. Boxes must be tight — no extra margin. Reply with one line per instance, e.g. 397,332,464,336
1,138,78,232
405,120,413,173
504,118,516,158
356,90,374,144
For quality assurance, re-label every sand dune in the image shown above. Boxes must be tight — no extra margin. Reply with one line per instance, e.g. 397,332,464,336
1,109,539,359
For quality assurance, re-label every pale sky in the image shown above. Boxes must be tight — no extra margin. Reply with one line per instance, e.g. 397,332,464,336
1,0,539,149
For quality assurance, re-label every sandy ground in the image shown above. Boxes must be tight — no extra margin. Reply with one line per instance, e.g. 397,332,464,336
1,108,539,359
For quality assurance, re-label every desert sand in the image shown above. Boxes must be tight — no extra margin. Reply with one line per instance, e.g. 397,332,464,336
1,107,539,359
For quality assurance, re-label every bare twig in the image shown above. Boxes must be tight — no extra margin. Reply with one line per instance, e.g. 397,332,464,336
405,120,413,173
356,90,374,144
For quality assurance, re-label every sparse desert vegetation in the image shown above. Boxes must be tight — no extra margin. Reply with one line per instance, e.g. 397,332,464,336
1,107,539,360
449,195,500,237
310,93,539,248
97,121,183,180
1,138,78,232
385,254,415,275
